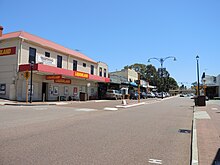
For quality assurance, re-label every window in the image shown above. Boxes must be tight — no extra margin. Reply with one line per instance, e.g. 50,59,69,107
73,60,77,71
91,65,94,75
45,52,50,57
57,55,62,68
83,63,86,67
29,47,36,63
104,69,107,77
99,67,102,77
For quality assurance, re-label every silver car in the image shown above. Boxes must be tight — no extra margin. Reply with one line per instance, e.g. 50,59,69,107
105,89,122,100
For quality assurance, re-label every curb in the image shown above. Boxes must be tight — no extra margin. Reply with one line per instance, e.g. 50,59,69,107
116,102,145,108
191,106,199,165
4,103,57,106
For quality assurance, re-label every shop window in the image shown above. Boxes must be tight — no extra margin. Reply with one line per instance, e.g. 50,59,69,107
104,69,107,77
29,47,36,63
91,65,94,75
45,52,50,57
57,55,62,68
73,60,77,71
83,63,86,67
99,67,102,77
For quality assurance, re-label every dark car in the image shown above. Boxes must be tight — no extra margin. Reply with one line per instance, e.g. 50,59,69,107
140,92,148,99
130,92,139,100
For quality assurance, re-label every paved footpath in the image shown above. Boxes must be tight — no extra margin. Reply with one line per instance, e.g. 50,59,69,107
194,100,220,165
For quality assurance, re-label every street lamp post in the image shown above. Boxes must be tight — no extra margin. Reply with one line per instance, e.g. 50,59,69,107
148,56,176,99
196,55,200,96
29,61,34,103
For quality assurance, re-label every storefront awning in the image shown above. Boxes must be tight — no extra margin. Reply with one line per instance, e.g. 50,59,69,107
19,63,110,83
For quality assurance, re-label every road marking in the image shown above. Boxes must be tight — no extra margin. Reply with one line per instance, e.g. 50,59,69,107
212,108,218,110
33,107,48,110
148,159,162,164
103,107,118,111
75,108,97,112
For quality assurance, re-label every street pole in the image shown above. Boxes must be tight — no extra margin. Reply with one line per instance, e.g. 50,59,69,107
138,72,140,103
148,56,176,99
30,62,33,103
196,56,200,96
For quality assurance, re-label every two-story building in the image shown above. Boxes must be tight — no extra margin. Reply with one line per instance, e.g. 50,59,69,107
0,26,110,101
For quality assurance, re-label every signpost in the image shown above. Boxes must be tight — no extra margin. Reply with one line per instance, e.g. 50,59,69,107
24,70,30,103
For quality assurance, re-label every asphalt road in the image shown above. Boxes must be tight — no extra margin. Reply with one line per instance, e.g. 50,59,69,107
0,97,194,165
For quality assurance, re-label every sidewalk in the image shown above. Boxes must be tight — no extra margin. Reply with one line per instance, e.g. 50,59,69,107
193,100,220,165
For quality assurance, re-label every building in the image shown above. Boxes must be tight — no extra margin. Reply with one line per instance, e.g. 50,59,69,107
0,26,110,101
202,74,220,99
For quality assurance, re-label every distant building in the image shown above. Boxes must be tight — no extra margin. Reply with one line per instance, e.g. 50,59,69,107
0,26,110,101
202,74,220,99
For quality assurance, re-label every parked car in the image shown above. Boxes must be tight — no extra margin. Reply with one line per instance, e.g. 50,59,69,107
146,92,155,98
105,89,122,100
157,92,166,98
140,92,148,99
130,92,139,100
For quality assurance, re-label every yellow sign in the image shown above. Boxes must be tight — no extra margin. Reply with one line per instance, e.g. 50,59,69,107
46,75,62,80
24,71,30,80
74,71,89,79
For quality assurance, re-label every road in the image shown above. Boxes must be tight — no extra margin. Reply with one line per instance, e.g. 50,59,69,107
0,97,193,165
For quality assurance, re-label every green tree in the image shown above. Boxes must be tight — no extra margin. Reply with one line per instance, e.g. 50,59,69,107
124,63,178,91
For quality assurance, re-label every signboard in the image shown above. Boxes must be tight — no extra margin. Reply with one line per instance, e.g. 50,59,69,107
73,87,78,95
37,55,54,65
46,75,62,80
74,71,89,79
54,78,71,84
0,47,16,56
24,71,30,80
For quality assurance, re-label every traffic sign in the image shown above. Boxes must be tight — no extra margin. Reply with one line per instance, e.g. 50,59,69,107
24,71,30,80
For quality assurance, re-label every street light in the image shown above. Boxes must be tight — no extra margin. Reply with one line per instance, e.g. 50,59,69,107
148,56,176,99
196,55,200,96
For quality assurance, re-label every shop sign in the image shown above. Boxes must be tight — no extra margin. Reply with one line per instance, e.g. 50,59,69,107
54,78,71,84
74,71,89,79
37,55,54,65
0,47,16,56
46,75,62,80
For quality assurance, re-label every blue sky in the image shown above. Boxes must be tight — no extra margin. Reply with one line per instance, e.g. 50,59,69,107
1,0,220,86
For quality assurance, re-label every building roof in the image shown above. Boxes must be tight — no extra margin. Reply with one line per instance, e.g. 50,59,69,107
0,31,97,63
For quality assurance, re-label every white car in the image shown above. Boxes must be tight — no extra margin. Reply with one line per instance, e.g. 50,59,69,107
105,90,122,100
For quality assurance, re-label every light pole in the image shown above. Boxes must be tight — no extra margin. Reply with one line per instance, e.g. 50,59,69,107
148,56,176,99
196,55,200,96
29,61,34,103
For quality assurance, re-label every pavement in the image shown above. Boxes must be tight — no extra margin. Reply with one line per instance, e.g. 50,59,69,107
192,100,220,165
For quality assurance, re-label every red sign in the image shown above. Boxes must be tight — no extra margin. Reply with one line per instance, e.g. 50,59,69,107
54,78,71,84
46,75,62,80
0,47,16,56
74,71,89,79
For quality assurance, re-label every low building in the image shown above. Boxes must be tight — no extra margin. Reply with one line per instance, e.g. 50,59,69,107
0,26,110,101
202,74,220,99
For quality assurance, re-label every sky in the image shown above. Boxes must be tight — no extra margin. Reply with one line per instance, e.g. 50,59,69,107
1,0,220,87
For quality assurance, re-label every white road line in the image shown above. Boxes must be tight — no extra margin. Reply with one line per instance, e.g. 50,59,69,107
75,108,97,112
148,159,162,164
212,108,218,110
103,107,118,111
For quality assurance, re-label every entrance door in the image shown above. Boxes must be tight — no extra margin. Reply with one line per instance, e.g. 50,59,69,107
42,82,48,101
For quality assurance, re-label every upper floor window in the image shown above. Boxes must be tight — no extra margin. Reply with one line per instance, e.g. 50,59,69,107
57,55,62,68
73,60,77,71
99,67,102,77
91,65,94,75
104,69,107,77
45,52,50,57
83,63,86,67
29,47,36,63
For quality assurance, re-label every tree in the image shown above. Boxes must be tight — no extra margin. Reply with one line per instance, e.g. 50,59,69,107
124,63,178,91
